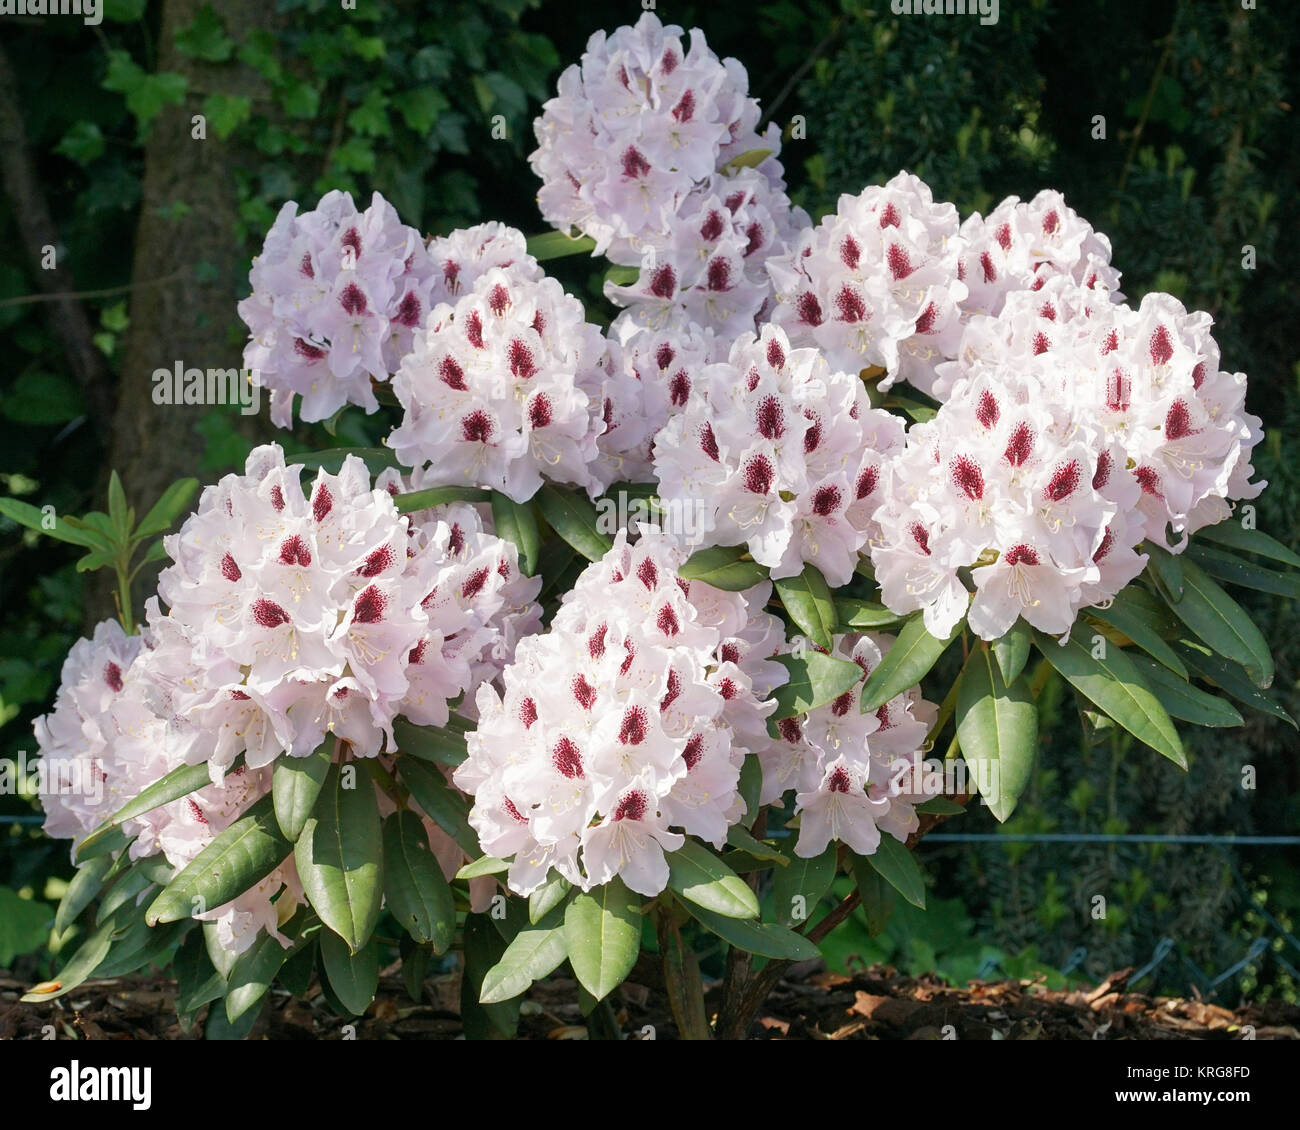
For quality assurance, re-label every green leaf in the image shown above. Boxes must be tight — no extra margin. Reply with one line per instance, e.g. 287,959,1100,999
678,545,769,591
1197,521,1300,569
226,919,297,1022
860,614,962,713
1176,646,1296,728
146,794,291,925
294,766,383,953
92,917,187,980
536,485,612,563
851,856,897,936
525,230,597,261
834,597,904,630
480,909,568,1005
916,797,966,815
563,878,641,1001
1146,542,1184,600
54,857,112,934
272,740,332,841
102,50,188,134
666,840,759,919
491,491,539,576
392,716,467,767
1184,543,1300,600
393,486,492,512
382,812,455,951
721,147,774,172
991,619,1032,685
1127,654,1243,728
319,929,379,1016
175,4,235,62
768,651,864,728
0,498,104,550
97,864,158,925
173,929,225,1018
134,478,199,539
955,644,1038,822
55,121,106,166
683,903,821,960
529,874,572,925
461,913,521,1038
861,836,926,909
1089,595,1188,678
774,564,839,650
397,757,480,856
453,855,508,880
74,825,132,864
1,371,86,425
771,843,837,927
202,93,252,139
1033,626,1186,769
0,888,52,967
21,916,116,1002
724,825,788,865
1158,557,1273,687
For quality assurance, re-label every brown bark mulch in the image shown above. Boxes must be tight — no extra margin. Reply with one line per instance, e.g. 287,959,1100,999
3,962,1297,1041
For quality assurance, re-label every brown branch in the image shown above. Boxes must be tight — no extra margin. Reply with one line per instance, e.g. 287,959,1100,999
0,43,115,440
0,272,187,310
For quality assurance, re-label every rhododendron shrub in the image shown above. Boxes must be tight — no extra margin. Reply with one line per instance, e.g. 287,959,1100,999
12,13,1293,1042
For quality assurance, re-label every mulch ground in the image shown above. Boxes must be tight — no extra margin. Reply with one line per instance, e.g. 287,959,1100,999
4,961,1297,1040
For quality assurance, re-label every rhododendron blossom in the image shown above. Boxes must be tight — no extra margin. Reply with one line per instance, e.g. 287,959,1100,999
455,527,786,897
755,634,937,858
388,266,623,502
766,172,966,393
239,190,437,427
156,444,538,777
653,324,906,586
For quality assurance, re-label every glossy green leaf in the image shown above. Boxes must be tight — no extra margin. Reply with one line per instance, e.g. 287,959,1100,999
294,766,383,953
536,485,613,563
397,757,480,856
1185,543,1300,599
1159,557,1273,687
775,564,838,650
1089,596,1187,678
456,854,510,879
392,716,467,767
1197,521,1300,569
226,920,296,1022
724,825,788,865
860,614,962,713
678,544,769,591
771,843,837,927
683,903,821,960
135,477,199,538
529,874,572,925
563,877,641,1001
1177,646,1296,728
147,794,291,925
383,811,456,951
956,644,1037,822
1146,542,1184,599
666,840,759,919
272,740,332,841
319,928,379,1016
991,619,1032,685
79,760,214,858
1128,654,1243,728
480,909,568,1005
20,915,116,1003
768,651,864,728
491,491,540,575
525,230,597,261
1033,627,1186,768
851,856,897,937
835,597,904,630
54,857,112,934
860,836,926,909
393,486,491,513
0,498,105,549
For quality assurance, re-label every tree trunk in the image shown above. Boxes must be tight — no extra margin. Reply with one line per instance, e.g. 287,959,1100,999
91,0,279,625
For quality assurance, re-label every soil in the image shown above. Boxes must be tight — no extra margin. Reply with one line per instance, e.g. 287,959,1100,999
3,962,1298,1040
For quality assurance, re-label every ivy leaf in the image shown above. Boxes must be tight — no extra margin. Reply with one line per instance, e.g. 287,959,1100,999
174,4,235,62
202,94,252,140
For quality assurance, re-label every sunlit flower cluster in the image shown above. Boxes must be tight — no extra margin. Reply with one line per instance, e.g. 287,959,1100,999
455,527,786,897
